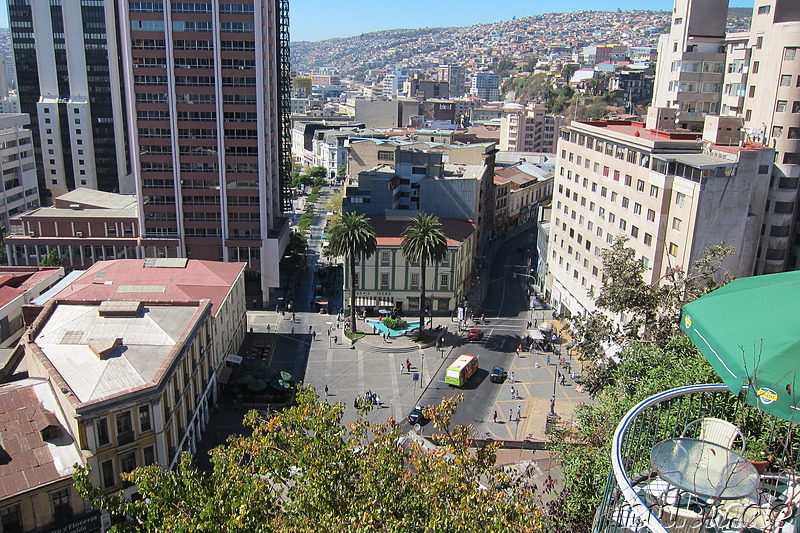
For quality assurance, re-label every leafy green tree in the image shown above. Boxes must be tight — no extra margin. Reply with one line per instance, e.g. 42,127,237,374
328,213,377,333
325,191,343,214
306,166,327,179
561,63,579,83
568,237,734,395
400,214,448,332
74,388,544,532
39,248,63,267
523,55,538,73
545,338,718,532
492,56,516,78
336,163,347,179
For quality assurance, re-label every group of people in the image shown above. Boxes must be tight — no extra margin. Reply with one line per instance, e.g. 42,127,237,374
356,389,382,407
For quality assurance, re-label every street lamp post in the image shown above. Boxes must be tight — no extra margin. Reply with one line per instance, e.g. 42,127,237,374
420,353,424,389
550,358,558,416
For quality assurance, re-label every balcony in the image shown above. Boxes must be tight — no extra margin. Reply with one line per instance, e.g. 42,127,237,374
593,384,800,533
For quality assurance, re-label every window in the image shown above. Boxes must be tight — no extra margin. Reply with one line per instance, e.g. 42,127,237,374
116,411,133,444
96,417,110,446
749,86,756,97
636,180,645,192
633,203,642,215
786,48,797,61
353,273,359,289
669,242,679,256
756,36,763,49
650,185,659,198
757,5,770,14
380,251,390,265
619,219,627,231
647,209,656,222
120,451,137,474
0,504,22,533
781,75,792,87
440,273,449,289
143,446,156,466
51,487,72,522
631,226,639,238
609,213,616,223
777,100,788,112
102,459,115,488
675,192,686,207
644,233,653,246
380,273,389,289
139,405,152,433
672,218,682,231
621,197,629,208
773,126,784,138
611,192,618,202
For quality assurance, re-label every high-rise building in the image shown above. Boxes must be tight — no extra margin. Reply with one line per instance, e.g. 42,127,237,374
470,72,500,101
499,104,563,154
8,0,131,202
120,0,291,303
0,114,39,231
545,119,773,319
653,0,800,271
438,65,465,97
382,71,409,98
651,0,728,131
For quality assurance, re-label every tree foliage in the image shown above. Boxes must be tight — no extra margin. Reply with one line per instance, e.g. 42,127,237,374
39,248,63,267
545,338,719,531
568,236,734,395
328,213,377,332
75,387,543,532
400,214,448,332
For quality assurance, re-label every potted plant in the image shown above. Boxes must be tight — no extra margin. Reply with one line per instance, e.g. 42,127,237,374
745,438,773,474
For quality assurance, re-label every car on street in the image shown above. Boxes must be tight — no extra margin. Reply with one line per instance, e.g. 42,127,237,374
407,405,428,425
490,366,507,383
466,328,483,341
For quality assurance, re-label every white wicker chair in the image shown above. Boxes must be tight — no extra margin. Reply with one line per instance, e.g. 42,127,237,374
681,417,746,453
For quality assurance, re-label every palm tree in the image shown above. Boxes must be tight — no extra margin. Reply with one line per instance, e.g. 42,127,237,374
328,212,377,334
401,214,448,333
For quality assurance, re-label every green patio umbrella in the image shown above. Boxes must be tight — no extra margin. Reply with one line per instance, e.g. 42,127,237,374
680,270,800,422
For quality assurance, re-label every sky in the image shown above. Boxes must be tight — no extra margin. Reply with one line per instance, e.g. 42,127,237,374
290,0,754,42
0,0,754,40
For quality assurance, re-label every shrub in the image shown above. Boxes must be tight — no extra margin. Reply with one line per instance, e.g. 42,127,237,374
382,317,407,331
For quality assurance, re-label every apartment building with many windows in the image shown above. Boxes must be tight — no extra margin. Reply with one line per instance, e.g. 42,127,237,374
546,119,773,320
0,113,39,231
499,104,563,154
120,0,290,303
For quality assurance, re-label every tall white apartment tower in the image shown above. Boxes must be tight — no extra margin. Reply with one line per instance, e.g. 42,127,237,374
651,0,728,131
8,0,132,202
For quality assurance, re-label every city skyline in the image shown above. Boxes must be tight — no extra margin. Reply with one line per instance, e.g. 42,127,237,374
288,0,754,43
0,0,756,42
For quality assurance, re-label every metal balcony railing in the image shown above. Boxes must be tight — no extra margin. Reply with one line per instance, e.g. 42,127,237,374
593,384,800,533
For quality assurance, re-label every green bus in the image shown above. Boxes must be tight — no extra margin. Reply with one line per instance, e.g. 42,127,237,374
445,354,479,386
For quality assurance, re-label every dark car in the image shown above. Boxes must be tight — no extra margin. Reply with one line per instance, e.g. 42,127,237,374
467,328,484,341
407,405,427,425
490,366,507,383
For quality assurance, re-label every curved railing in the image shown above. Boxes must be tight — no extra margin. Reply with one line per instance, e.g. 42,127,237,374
593,383,748,533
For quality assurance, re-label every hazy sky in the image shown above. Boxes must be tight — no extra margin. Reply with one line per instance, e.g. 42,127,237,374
289,0,754,42
0,0,755,41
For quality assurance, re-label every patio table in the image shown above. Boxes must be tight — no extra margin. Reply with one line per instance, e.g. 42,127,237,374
650,438,760,501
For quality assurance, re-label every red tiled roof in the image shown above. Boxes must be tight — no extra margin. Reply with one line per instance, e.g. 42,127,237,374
368,216,475,247
0,382,74,499
0,286,24,308
61,259,245,315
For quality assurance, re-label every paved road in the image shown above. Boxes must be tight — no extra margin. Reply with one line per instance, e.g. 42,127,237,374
242,187,589,441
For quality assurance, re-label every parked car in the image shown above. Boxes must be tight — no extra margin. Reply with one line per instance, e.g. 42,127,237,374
407,405,428,425
467,328,484,341
490,366,507,383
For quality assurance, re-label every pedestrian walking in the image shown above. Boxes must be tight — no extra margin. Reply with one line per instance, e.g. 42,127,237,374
481,313,485,324
376,395,382,407
510,371,515,383
400,364,404,374
267,324,271,333
517,405,522,421
309,326,312,334
292,312,296,322
509,408,513,421
291,327,295,335
312,330,316,341
354,397,358,409
324,385,329,396
527,321,532,329
534,318,538,327
510,386,515,400
570,371,575,381
546,355,551,366
493,410,498,423
333,335,338,344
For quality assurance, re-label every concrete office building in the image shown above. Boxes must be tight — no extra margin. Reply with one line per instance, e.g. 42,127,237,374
653,0,800,271
8,0,131,201
382,72,409,98
120,0,291,303
499,105,563,154
651,0,727,131
0,114,39,232
546,119,773,320
438,65,465,97
470,72,500,101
